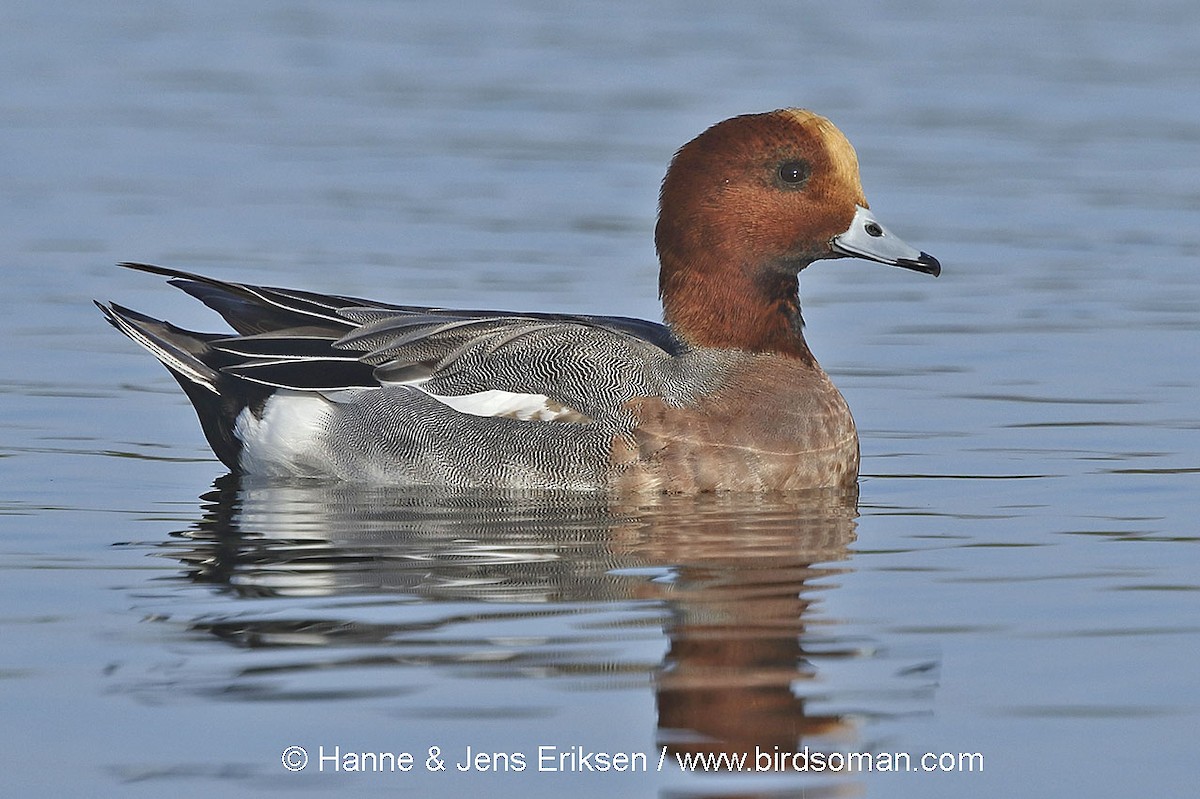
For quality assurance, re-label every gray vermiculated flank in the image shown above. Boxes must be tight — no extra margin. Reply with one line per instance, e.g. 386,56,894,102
315,316,744,487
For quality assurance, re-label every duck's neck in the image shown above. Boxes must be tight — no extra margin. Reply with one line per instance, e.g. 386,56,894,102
659,250,817,365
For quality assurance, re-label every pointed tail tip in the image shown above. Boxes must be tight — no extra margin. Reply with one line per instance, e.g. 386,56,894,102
94,299,122,329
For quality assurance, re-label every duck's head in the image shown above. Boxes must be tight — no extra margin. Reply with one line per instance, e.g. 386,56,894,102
655,109,939,358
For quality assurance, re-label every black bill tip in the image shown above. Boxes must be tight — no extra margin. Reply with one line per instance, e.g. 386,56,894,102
896,252,941,277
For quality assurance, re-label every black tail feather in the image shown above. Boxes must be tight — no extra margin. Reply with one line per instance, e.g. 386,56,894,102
97,299,271,470
118,262,367,335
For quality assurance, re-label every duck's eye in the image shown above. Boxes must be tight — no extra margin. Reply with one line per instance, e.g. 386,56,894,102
777,160,811,187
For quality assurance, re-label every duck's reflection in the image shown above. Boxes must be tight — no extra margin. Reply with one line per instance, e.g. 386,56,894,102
621,492,859,764
160,475,876,777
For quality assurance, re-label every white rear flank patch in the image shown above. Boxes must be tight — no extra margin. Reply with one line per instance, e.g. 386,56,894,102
235,391,334,476
425,389,588,423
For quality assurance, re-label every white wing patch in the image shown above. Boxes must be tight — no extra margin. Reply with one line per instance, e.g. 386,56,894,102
425,389,590,423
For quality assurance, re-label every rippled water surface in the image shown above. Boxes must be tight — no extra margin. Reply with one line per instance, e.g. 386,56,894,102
3,1,1198,797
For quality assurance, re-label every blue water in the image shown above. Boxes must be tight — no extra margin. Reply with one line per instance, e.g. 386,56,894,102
2,1,1198,796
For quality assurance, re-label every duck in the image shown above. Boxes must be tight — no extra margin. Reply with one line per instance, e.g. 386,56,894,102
97,109,939,492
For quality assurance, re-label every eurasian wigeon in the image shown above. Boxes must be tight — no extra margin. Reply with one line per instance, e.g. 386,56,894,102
98,109,939,492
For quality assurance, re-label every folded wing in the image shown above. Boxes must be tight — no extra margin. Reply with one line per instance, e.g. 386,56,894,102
111,262,689,426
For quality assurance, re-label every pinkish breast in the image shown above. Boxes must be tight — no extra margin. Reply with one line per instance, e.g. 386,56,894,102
609,355,859,492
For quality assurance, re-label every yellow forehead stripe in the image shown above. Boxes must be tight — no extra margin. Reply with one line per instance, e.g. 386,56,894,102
778,109,865,203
